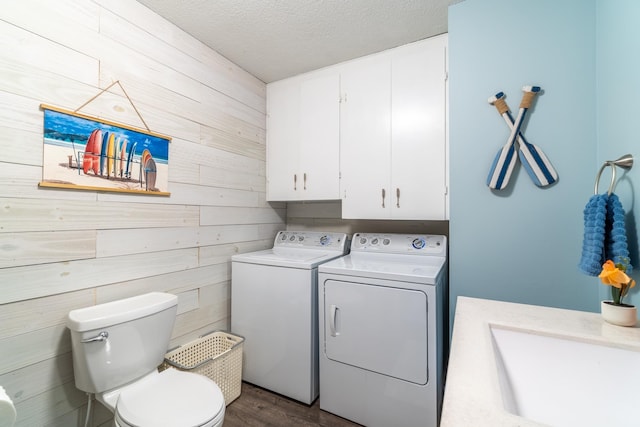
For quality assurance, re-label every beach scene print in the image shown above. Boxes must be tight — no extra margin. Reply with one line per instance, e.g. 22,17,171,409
41,106,170,194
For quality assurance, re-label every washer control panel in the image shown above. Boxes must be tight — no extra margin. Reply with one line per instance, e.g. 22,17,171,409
351,233,446,255
274,231,348,250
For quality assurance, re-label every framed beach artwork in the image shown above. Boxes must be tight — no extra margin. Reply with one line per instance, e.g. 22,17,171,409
39,104,171,196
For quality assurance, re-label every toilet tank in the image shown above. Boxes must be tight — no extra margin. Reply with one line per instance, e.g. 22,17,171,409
67,292,178,393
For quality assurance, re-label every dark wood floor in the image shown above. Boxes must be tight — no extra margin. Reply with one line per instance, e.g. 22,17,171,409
224,382,362,427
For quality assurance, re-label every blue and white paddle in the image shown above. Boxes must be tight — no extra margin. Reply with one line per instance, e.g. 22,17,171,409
489,90,558,187
487,86,540,190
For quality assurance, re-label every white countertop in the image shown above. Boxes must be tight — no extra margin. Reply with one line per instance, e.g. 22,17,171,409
440,297,640,427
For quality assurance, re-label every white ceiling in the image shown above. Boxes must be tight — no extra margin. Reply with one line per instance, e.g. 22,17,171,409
136,0,461,83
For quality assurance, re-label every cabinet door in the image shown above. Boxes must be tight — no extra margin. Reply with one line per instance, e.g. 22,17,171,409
266,79,300,201
391,36,448,219
299,73,341,200
340,56,392,218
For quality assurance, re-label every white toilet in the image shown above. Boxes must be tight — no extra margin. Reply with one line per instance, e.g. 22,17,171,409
67,292,225,427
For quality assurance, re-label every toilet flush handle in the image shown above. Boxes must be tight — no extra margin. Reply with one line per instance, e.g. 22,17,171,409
81,331,109,343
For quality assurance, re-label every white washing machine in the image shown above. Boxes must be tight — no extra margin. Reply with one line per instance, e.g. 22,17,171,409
318,232,447,427
231,230,349,404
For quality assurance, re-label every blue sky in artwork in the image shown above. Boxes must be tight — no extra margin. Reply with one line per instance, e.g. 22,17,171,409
43,109,169,162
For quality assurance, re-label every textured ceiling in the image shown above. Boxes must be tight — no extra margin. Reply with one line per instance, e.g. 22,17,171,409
136,0,461,83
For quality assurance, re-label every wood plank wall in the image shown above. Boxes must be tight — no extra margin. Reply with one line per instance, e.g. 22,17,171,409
0,1,284,425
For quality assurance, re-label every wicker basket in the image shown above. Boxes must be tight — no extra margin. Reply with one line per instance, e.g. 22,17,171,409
161,331,244,405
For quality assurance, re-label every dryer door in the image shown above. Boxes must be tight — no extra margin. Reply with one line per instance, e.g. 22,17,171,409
323,279,428,384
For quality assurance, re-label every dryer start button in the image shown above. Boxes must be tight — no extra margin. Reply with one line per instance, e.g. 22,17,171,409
412,238,426,250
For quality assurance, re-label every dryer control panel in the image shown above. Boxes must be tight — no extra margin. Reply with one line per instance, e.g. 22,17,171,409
274,231,349,251
351,233,446,256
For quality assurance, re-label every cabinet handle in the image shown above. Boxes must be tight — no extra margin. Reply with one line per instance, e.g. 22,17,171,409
381,188,386,208
293,174,297,191
304,173,307,190
396,188,400,208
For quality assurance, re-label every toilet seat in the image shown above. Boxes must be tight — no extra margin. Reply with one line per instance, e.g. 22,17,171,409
114,368,225,427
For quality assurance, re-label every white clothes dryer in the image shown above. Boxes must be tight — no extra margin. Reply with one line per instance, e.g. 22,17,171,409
231,231,349,404
318,233,447,427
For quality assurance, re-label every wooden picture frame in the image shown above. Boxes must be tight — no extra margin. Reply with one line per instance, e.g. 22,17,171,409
39,104,171,196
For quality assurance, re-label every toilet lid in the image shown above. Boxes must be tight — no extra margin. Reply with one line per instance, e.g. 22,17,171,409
116,368,224,427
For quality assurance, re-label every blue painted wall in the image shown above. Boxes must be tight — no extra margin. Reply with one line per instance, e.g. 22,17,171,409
596,0,640,305
449,0,601,332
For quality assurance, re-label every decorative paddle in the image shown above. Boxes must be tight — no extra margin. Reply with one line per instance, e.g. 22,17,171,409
489,90,557,187
487,86,540,189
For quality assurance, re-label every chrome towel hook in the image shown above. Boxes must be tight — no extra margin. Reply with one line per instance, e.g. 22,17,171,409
594,154,634,195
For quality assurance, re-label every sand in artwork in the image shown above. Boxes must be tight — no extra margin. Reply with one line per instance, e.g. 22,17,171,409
42,143,169,193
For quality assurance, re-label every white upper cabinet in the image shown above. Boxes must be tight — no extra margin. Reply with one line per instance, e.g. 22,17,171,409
266,72,340,201
391,35,448,220
266,78,299,201
341,35,448,220
266,34,448,218
339,54,393,217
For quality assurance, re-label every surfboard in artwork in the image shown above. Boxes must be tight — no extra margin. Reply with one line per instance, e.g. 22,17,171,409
106,133,115,178
82,129,101,175
100,131,109,176
91,130,103,175
125,141,137,179
119,139,127,177
144,157,157,191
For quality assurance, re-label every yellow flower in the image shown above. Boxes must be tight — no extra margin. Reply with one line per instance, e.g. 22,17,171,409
599,260,636,289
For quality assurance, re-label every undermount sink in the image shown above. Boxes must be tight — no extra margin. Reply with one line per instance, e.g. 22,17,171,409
490,325,640,427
